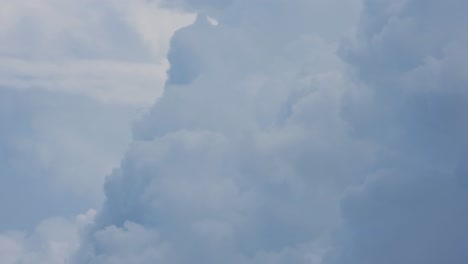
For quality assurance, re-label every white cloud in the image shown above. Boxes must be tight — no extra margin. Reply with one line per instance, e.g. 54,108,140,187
0,0,194,261
0,58,168,105
0,235,22,264
0,0,193,230
0,88,135,229
0,209,95,264
0,0,194,105
76,1,369,263
3,0,467,263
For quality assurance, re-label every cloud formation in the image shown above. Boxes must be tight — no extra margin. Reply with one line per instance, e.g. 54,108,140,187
0,1,193,263
0,0,193,231
0,87,134,230
0,210,95,264
325,0,468,263
0,0,193,105
76,0,366,263
2,0,467,263
78,0,468,263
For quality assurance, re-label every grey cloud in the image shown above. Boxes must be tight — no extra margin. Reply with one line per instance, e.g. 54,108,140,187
75,1,366,263
325,169,468,264
0,210,95,264
74,0,468,263
325,0,468,263
0,87,135,230
0,0,189,261
340,0,468,164
159,0,362,41
0,0,149,61
0,0,193,105
0,0,190,232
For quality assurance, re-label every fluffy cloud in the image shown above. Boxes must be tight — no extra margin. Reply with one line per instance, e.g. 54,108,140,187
0,209,95,264
0,0,192,262
77,0,468,263
3,0,467,263
0,87,134,230
324,0,468,263
0,0,192,230
75,0,367,263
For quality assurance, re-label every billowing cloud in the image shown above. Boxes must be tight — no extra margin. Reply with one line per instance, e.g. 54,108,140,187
324,0,468,263
2,0,467,263
0,209,95,264
0,0,193,231
75,0,367,263
0,0,192,262
77,0,468,263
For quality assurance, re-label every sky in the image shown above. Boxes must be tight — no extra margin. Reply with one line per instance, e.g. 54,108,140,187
0,0,467,263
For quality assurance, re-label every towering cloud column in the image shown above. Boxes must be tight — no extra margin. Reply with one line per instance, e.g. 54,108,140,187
75,0,365,263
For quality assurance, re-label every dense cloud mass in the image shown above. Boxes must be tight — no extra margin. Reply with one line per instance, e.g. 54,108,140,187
1,0,467,263
72,0,468,263
75,0,365,263
0,0,193,228
0,0,191,262
76,0,468,263
324,0,468,263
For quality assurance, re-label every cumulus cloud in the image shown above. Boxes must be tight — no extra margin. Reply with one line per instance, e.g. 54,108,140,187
3,0,467,263
0,0,192,262
77,0,468,263
0,209,95,264
75,0,367,263
324,0,468,263
0,0,193,230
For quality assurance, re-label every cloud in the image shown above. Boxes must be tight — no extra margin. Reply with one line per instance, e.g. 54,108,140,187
158,0,362,41
0,58,169,105
0,87,135,230
0,0,193,231
325,169,468,264
324,0,468,263
0,209,95,264
0,0,191,262
2,0,466,263
78,0,468,262
75,1,367,263
0,0,193,105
